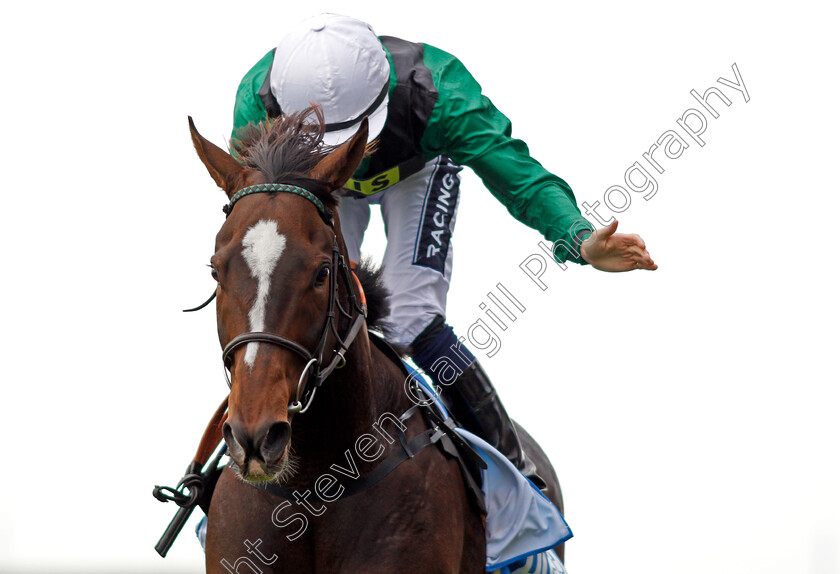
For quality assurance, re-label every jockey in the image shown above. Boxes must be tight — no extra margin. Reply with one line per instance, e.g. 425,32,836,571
231,14,656,488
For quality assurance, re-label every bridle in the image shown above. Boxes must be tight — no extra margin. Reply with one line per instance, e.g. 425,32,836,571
186,182,367,415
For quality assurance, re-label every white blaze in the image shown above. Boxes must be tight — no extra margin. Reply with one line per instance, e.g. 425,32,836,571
241,220,286,367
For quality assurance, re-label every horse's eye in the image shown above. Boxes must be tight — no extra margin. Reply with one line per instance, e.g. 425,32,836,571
315,265,330,286
209,264,219,282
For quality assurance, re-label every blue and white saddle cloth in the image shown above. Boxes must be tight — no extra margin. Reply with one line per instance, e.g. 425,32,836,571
455,428,570,573
197,367,572,573
409,365,571,573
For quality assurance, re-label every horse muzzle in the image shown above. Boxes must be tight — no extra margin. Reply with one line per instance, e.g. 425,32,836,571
223,418,292,481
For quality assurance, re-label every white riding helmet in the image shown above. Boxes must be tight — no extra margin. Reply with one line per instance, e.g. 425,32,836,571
270,14,390,147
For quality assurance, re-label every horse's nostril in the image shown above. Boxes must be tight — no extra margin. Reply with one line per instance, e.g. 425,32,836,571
223,421,246,465
260,421,291,464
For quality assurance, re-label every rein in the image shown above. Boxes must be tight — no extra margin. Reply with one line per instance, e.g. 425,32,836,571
196,182,367,415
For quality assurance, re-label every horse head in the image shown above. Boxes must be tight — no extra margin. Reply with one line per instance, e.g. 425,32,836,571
189,109,368,482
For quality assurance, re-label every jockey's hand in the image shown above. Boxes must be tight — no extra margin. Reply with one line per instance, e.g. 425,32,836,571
580,220,657,272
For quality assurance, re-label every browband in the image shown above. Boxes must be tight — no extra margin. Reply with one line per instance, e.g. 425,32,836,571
222,183,333,223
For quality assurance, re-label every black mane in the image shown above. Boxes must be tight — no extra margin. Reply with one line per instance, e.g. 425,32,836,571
354,257,393,337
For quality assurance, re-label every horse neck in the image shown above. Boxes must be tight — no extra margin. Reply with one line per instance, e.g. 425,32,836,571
288,327,410,482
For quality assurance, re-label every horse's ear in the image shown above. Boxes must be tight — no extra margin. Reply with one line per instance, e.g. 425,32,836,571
309,118,369,191
189,116,244,197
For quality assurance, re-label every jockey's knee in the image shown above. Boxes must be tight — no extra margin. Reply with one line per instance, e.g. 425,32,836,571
386,309,440,347
409,315,476,387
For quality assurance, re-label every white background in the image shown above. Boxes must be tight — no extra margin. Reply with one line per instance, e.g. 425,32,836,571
1,1,838,572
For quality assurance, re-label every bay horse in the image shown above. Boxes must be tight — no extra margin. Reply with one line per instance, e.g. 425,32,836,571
188,108,565,573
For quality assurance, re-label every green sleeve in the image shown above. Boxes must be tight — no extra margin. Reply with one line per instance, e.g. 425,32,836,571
231,50,274,141
420,45,593,264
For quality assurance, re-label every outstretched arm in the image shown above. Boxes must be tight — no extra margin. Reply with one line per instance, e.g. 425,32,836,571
420,46,595,265
580,220,657,272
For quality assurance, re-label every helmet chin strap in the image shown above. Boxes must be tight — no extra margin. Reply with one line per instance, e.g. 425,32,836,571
322,80,389,133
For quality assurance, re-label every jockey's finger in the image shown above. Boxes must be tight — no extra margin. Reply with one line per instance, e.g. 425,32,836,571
626,245,647,258
601,220,619,238
637,256,657,270
635,234,646,249
620,233,645,249
627,246,655,266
